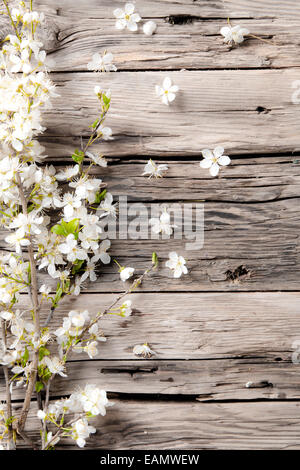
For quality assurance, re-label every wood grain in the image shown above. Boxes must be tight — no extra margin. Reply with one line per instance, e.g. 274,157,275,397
17,400,300,449
40,70,300,156
2,358,299,400
1,292,297,360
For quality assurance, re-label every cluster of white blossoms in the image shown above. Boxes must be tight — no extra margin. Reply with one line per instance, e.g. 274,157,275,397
0,1,133,450
0,0,193,451
37,385,112,448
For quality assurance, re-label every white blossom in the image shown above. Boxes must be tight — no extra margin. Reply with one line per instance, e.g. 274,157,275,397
143,21,157,36
165,252,188,278
71,418,96,448
142,159,168,178
114,3,141,32
149,210,175,235
58,234,88,263
220,25,249,45
44,356,67,377
120,300,132,317
87,52,117,72
200,146,231,177
133,343,154,358
120,266,134,282
155,77,179,105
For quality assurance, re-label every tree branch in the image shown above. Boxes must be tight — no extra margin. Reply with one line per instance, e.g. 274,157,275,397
15,172,40,433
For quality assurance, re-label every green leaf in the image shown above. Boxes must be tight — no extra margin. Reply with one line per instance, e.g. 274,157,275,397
72,259,85,275
91,118,99,129
94,189,107,205
103,94,110,107
71,149,85,164
35,381,44,393
152,252,158,267
51,224,66,236
51,219,79,237
23,347,29,364
39,346,50,362
52,283,63,307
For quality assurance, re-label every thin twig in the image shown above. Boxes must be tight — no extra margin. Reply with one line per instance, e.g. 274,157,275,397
1,319,15,450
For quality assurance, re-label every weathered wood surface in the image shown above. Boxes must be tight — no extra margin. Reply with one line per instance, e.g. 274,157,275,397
17,400,300,450
41,70,300,156
5,292,300,360
1,1,299,70
2,358,300,400
1,0,300,450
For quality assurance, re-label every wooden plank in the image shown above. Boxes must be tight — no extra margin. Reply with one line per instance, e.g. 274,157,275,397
2,2,299,71
42,70,300,155
5,292,299,359
23,1,300,19
2,358,299,400
61,157,300,202
1,192,299,291
17,400,300,449
28,19,300,71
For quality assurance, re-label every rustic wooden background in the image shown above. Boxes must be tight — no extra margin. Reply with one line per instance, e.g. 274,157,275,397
2,0,300,449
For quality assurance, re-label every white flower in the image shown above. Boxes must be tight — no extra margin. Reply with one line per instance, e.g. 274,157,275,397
155,77,179,105
149,210,174,235
200,146,231,177
79,385,111,416
120,300,132,317
39,284,51,296
97,124,113,141
62,193,82,218
133,343,154,358
37,410,46,420
0,311,13,321
142,159,168,178
44,356,67,377
91,240,111,264
85,151,107,167
143,21,157,36
58,234,88,263
56,165,79,181
98,193,117,219
80,261,97,283
220,25,249,45
165,252,188,278
87,52,117,72
77,340,98,359
114,3,141,32
69,309,90,329
120,266,134,282
71,418,96,448
5,227,30,254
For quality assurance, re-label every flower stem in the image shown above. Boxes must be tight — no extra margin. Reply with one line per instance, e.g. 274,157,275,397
2,0,21,40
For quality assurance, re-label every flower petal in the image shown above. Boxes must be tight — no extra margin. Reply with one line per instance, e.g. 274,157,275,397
163,77,172,90
115,19,126,29
113,8,124,18
202,148,214,159
213,146,224,158
127,20,138,32
125,3,135,14
218,155,231,166
168,92,176,102
210,163,220,177
131,13,141,22
200,159,212,169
